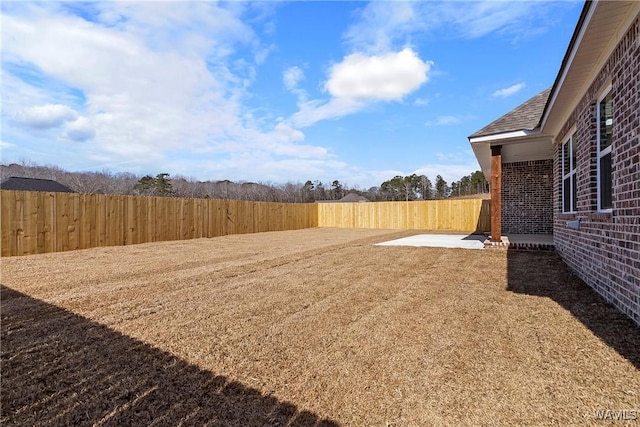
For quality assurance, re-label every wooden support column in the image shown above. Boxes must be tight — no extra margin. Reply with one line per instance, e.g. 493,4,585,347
490,145,502,242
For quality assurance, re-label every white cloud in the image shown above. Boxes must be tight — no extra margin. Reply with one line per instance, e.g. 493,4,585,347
492,82,526,98
164,154,347,186
274,122,304,142
0,140,16,149
15,104,78,129
426,115,461,127
290,49,430,127
344,2,418,53
425,114,475,127
290,97,364,128
413,163,480,187
408,148,481,185
337,157,481,190
2,5,240,154
64,117,95,141
283,66,304,91
343,1,567,54
1,3,334,178
326,49,430,101
283,65,307,102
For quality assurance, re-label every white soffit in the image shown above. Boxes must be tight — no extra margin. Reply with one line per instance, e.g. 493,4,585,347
471,143,491,180
501,140,554,164
541,1,639,136
471,134,553,180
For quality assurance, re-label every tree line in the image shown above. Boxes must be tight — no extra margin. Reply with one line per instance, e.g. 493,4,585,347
1,161,488,203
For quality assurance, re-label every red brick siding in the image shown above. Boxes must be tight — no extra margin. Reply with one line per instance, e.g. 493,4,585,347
502,160,553,234
554,15,640,326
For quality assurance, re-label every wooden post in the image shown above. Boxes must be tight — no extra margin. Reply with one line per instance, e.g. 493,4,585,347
490,145,502,242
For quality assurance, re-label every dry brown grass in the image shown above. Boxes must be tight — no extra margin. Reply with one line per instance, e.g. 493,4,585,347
2,228,639,426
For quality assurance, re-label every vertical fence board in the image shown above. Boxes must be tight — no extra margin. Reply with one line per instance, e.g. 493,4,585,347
55,192,67,253
195,199,203,238
214,200,224,237
206,199,214,237
13,191,24,255
78,194,88,250
125,196,133,245
24,191,36,254
1,191,15,256
96,194,105,247
68,193,79,251
34,192,45,253
44,193,55,253
105,195,114,247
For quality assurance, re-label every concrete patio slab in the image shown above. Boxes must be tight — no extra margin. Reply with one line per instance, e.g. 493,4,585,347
376,234,486,250
376,233,555,251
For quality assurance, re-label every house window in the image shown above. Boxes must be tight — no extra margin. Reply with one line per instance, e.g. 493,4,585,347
597,91,612,210
562,133,577,213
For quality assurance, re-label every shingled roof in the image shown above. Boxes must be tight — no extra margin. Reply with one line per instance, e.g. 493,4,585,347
469,88,552,139
0,177,76,193
338,193,369,203
316,192,370,203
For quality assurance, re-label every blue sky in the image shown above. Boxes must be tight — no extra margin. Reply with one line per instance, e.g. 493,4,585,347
1,1,582,188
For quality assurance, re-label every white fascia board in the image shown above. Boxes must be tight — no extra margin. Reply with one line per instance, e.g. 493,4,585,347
539,2,596,131
468,129,539,144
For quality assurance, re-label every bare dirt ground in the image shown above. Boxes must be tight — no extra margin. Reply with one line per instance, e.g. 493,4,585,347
2,228,639,426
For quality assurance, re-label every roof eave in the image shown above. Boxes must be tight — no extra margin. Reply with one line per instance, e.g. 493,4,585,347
539,1,594,132
469,129,540,144
469,130,554,180
540,1,640,136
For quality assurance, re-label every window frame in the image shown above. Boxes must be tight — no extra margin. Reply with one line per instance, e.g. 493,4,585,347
561,132,577,213
596,87,613,212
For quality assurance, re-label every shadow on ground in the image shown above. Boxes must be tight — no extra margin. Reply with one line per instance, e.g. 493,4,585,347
0,285,339,427
506,250,640,370
461,234,486,241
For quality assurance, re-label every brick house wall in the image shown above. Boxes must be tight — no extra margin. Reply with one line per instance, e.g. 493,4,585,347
553,15,639,326
502,160,553,234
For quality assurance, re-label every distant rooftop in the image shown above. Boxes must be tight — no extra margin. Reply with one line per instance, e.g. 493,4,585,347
469,88,552,139
316,192,370,203
0,177,76,193
338,193,369,203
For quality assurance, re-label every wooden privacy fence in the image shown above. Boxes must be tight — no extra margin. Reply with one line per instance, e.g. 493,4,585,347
0,190,490,256
0,190,317,257
318,199,491,232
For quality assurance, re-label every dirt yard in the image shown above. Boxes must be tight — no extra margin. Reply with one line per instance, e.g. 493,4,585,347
2,228,639,426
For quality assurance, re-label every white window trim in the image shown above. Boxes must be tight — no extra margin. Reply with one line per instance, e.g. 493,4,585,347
562,133,577,214
596,86,613,212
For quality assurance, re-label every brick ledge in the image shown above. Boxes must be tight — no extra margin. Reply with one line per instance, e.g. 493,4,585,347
483,238,555,251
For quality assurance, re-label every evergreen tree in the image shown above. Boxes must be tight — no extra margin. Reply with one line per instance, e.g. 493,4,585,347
134,175,156,196
435,175,448,199
155,173,173,196
134,173,173,196
331,180,344,200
